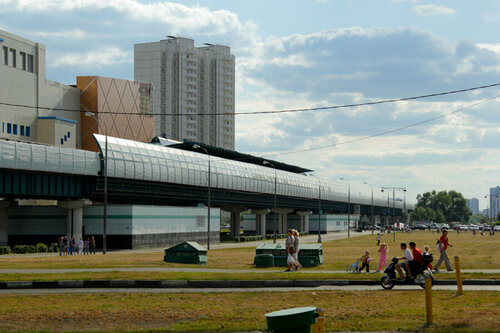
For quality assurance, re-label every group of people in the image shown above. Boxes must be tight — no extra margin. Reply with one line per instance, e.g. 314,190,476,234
58,236,96,256
285,229,303,272
358,229,453,276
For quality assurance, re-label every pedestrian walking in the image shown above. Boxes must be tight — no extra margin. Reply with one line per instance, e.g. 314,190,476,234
285,229,295,272
292,229,302,271
89,236,96,254
376,232,381,245
84,238,89,255
58,236,64,256
78,238,84,255
433,229,453,272
376,243,388,272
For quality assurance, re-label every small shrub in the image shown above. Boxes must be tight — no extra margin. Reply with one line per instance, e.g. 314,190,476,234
0,246,11,255
49,243,59,253
35,243,48,253
12,245,37,254
12,245,26,253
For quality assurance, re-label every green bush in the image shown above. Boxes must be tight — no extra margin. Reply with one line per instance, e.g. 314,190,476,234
12,245,37,254
49,243,59,253
0,246,11,255
35,243,48,253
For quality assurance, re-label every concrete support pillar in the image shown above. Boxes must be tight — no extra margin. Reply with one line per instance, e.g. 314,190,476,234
222,206,247,237
296,211,312,232
0,201,13,246
58,200,92,241
272,208,294,234
251,209,270,237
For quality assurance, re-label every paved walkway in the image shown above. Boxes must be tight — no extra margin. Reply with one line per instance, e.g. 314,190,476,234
1,267,499,274
0,285,499,295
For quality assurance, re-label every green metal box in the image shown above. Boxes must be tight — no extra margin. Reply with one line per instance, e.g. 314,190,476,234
254,243,323,267
164,241,207,265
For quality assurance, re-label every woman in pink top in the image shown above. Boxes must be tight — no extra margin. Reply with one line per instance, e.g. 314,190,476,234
376,243,388,272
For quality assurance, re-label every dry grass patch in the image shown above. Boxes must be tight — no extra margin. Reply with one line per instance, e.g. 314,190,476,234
0,290,498,332
0,231,498,271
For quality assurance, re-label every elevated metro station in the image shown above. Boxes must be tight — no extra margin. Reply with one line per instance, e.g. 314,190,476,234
0,136,412,249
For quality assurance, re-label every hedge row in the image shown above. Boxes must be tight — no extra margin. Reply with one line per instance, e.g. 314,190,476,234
237,235,264,242
0,243,59,255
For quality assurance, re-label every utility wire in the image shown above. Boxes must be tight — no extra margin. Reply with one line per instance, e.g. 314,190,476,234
262,93,500,157
0,82,499,117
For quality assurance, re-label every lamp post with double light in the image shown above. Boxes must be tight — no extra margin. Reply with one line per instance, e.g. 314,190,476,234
339,177,350,239
381,186,406,241
85,111,107,254
193,144,211,250
311,175,322,243
263,161,277,243
364,181,374,231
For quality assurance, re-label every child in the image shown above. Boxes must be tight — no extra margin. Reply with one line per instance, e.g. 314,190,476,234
376,243,388,272
359,250,372,272
424,245,433,269
376,233,381,245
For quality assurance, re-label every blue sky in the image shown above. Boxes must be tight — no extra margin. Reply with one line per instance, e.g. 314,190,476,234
1,0,499,211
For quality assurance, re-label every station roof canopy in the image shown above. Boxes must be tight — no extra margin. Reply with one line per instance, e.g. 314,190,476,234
151,137,313,174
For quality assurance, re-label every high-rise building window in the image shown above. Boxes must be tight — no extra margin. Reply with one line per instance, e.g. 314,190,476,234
10,48,16,68
27,54,34,73
2,46,8,65
6,123,11,134
13,124,17,135
20,125,25,136
20,52,26,70
26,126,30,137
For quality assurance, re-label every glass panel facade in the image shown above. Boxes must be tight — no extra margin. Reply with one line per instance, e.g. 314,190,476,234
78,76,154,152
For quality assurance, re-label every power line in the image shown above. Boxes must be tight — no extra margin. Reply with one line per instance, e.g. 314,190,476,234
0,82,499,116
262,93,500,157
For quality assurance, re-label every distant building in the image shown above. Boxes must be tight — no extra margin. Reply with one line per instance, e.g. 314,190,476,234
0,29,80,148
466,198,479,215
134,36,235,150
489,186,500,220
78,76,154,152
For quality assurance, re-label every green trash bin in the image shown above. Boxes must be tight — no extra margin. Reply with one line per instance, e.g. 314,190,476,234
265,306,318,333
254,254,275,268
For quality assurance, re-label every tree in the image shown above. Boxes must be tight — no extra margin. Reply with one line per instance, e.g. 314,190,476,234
414,190,471,223
469,213,489,225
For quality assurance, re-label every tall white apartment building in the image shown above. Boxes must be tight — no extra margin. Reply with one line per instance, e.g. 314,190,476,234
134,37,235,150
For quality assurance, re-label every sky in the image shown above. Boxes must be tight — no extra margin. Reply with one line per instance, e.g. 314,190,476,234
1,0,500,211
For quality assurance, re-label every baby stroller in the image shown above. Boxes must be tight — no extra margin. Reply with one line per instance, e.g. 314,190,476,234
346,258,361,273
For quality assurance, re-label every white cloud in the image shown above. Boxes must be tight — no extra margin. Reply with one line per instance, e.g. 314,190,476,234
0,0,256,38
477,43,500,54
51,46,131,67
412,4,457,16
31,29,87,39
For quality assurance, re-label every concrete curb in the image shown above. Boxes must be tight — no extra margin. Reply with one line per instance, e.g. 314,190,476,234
0,279,498,289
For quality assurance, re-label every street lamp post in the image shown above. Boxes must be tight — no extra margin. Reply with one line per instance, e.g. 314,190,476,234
263,161,277,243
339,177,350,239
484,194,498,234
381,186,407,242
193,144,211,250
364,181,374,231
85,111,107,254
311,175,322,243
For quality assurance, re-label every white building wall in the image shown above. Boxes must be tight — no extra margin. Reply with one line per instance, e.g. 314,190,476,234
0,30,81,148
134,37,235,150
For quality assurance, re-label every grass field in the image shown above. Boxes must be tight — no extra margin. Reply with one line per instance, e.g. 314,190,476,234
0,231,498,332
0,290,498,332
0,230,498,271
